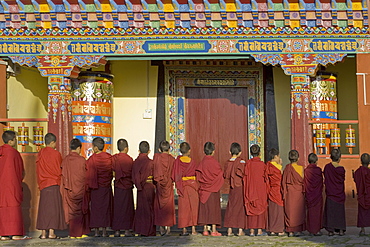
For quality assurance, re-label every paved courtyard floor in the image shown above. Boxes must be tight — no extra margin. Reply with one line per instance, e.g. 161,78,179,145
0,227,370,246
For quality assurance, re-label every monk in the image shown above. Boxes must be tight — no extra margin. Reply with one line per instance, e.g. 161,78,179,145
354,153,370,235
196,142,224,237
266,148,285,236
60,138,89,238
132,141,156,236
281,150,305,237
86,137,113,237
244,144,268,236
323,148,346,236
172,142,199,236
112,139,135,237
224,142,247,236
36,133,67,239
0,131,31,241
304,153,323,236
153,140,175,236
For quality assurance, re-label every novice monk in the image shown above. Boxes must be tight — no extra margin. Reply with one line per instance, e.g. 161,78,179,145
86,137,113,237
224,142,247,236
112,139,135,237
244,144,268,236
60,138,89,238
323,148,346,236
0,131,31,241
266,148,285,236
172,142,199,236
354,153,370,236
304,153,323,236
132,141,156,236
36,133,67,239
196,142,224,236
153,140,175,236
281,150,305,237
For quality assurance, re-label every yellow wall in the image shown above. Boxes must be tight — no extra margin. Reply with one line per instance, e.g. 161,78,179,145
7,66,48,152
111,60,158,159
273,57,358,163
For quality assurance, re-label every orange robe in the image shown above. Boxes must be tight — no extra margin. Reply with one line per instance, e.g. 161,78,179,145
0,144,24,236
36,147,67,230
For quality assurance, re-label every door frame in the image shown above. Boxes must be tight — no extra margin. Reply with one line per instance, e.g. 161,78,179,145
164,60,264,157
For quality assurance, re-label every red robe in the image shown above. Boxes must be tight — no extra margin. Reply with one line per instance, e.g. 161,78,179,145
37,147,62,190
354,166,370,227
304,163,323,234
172,156,199,228
266,161,284,233
244,157,268,229
132,153,156,236
60,152,89,237
0,144,24,236
223,157,247,229
36,146,66,230
153,153,176,226
86,152,113,228
112,153,135,230
323,162,346,232
196,155,224,226
281,163,305,232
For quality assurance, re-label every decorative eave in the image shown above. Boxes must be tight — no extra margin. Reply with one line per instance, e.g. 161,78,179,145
0,0,368,33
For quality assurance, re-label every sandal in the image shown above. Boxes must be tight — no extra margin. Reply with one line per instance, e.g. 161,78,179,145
48,236,61,239
210,231,222,236
38,235,47,239
202,231,209,236
179,232,189,236
12,236,32,240
0,236,11,241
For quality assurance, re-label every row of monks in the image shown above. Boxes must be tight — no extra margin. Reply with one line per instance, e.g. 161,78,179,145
0,130,369,240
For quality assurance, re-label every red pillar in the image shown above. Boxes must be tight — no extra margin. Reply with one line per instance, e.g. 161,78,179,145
356,54,370,154
47,76,73,157
290,74,313,162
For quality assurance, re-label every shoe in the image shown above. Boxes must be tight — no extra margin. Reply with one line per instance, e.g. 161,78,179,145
339,231,345,236
269,232,277,236
250,233,255,237
257,232,268,236
288,232,294,237
202,231,209,236
1,236,11,241
359,231,366,236
226,233,235,237
179,233,189,236
210,232,222,236
38,235,47,239
313,232,323,236
278,232,286,236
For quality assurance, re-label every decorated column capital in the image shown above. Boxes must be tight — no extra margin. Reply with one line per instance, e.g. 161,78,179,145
251,53,347,75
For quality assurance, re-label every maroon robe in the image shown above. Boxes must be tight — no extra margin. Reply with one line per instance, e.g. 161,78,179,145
281,164,305,232
304,163,323,234
172,156,199,228
60,152,89,237
86,152,113,228
196,155,224,226
153,153,176,227
323,162,346,232
223,157,247,229
266,161,284,233
36,147,67,230
244,157,268,229
354,166,370,227
112,153,135,231
0,144,24,236
132,153,156,236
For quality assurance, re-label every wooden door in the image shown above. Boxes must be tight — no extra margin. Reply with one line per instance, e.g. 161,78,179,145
185,87,249,191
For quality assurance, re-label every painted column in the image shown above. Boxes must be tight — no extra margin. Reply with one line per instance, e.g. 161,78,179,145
290,74,313,161
71,72,114,158
47,76,73,157
0,59,7,145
